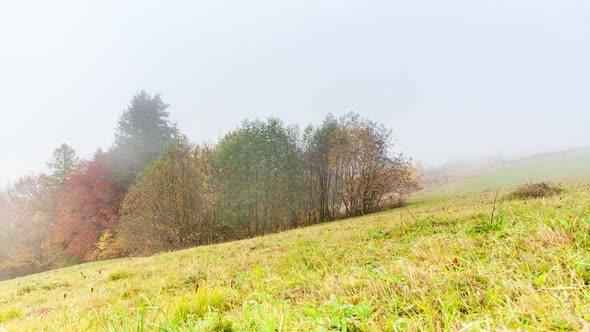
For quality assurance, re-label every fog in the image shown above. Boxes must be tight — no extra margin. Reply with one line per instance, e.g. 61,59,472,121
1,0,589,188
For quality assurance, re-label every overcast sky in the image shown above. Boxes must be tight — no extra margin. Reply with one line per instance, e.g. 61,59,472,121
1,0,589,187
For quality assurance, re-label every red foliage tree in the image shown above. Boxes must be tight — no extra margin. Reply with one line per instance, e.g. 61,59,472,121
51,152,122,261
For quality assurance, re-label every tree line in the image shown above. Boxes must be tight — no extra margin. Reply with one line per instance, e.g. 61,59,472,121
0,91,419,279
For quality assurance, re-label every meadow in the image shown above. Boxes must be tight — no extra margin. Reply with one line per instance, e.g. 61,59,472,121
1,150,589,331
419,148,590,201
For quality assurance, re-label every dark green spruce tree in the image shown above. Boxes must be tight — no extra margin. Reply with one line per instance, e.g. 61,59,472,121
110,90,179,187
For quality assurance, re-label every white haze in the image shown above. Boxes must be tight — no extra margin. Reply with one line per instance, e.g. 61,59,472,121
1,0,589,188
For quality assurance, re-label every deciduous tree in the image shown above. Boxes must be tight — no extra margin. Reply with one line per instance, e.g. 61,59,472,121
2,174,53,277
328,112,417,216
303,115,339,223
0,193,16,262
214,118,304,238
303,113,418,221
117,140,215,255
51,152,121,261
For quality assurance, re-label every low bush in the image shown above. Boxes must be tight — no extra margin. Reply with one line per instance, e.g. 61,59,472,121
505,182,563,200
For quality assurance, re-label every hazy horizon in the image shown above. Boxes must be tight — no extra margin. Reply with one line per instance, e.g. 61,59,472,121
2,0,589,188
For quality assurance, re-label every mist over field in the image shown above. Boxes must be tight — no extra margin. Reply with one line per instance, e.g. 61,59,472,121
1,1,590,330
1,0,590,188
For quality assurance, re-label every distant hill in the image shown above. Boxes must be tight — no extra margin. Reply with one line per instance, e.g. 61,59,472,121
416,147,590,200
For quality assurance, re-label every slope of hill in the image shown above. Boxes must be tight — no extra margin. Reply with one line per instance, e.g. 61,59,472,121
416,147,590,203
1,177,589,330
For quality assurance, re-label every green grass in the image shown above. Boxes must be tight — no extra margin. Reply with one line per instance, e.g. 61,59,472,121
1,163,590,330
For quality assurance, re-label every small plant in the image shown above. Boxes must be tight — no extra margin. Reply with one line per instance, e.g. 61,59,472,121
505,182,563,200
369,229,391,239
324,295,373,331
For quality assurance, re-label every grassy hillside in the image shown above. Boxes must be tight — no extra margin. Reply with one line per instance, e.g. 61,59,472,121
1,176,589,331
417,148,590,203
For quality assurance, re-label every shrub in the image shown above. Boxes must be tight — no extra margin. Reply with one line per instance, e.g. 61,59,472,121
60,256,84,268
505,182,563,200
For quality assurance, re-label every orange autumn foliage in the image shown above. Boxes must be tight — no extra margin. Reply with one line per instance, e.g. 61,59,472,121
51,153,122,261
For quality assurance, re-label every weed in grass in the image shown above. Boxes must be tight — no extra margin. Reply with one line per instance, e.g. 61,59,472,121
120,286,143,299
469,214,506,234
368,229,391,239
323,295,373,332
209,314,235,332
0,307,22,323
179,272,208,291
469,191,507,234
576,262,590,285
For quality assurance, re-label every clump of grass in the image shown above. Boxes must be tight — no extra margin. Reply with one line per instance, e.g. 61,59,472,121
40,281,70,291
505,182,563,200
172,284,228,322
17,283,38,295
108,270,132,281
0,307,22,323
